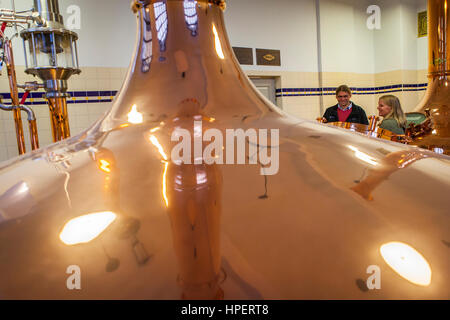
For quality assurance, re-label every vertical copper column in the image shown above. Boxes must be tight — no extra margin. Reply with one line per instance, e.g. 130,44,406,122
4,40,26,155
412,0,450,154
48,97,71,141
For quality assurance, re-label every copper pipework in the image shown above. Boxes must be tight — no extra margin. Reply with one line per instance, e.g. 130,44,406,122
0,0,449,299
47,96,70,141
4,39,26,155
0,103,40,151
28,119,39,150
412,0,450,154
18,103,40,150
368,115,379,132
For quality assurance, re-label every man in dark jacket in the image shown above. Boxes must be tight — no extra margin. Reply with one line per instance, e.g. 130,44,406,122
322,85,369,125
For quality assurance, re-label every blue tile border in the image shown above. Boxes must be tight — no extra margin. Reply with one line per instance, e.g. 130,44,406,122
275,83,428,98
0,85,428,103
0,90,116,106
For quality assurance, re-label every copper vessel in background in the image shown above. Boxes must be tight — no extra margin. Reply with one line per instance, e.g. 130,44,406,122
412,0,450,154
0,0,449,299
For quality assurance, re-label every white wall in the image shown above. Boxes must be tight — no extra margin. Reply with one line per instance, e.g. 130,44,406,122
0,0,137,67
0,0,429,73
58,0,136,68
319,0,375,74
225,0,318,72
416,0,428,70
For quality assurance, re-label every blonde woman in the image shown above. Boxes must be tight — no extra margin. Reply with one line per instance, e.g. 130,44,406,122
377,95,407,135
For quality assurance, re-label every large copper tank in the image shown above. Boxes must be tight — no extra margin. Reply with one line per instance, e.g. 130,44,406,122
412,0,450,154
0,0,449,299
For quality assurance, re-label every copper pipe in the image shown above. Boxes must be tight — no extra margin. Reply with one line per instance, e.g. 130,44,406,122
4,39,26,155
368,115,379,132
0,103,39,150
47,96,70,141
412,0,450,154
28,119,40,150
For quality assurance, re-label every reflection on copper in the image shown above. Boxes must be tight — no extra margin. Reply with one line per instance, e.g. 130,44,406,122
212,24,225,59
59,211,117,245
411,0,450,154
128,104,144,124
325,120,410,144
380,242,432,286
99,159,112,173
348,146,378,166
351,150,429,200
184,0,198,36
149,134,170,206
149,135,169,161
141,5,153,72
167,153,223,299
154,2,168,53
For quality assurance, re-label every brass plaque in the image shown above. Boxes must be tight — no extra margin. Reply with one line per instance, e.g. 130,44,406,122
418,11,427,37
256,49,281,66
232,47,253,65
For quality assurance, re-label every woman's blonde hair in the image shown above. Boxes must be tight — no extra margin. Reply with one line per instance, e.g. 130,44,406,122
379,95,407,129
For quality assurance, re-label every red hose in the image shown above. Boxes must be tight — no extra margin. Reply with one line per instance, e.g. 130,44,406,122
20,91,30,105
1,22,7,35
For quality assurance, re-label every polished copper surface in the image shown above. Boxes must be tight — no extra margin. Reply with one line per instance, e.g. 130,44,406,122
412,0,450,154
0,0,449,299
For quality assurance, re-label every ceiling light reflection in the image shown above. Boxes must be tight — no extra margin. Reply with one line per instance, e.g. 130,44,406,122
149,135,168,161
212,24,225,59
99,159,111,173
348,146,378,166
128,104,143,124
163,161,169,207
380,241,432,286
59,211,117,245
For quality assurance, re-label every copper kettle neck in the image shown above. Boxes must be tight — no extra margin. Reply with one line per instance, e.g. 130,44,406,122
101,0,271,131
427,0,450,79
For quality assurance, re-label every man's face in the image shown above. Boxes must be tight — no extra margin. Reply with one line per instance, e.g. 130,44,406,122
336,91,351,108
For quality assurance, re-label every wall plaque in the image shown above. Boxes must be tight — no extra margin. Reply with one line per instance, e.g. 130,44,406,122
256,49,281,66
418,11,427,37
232,47,253,65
